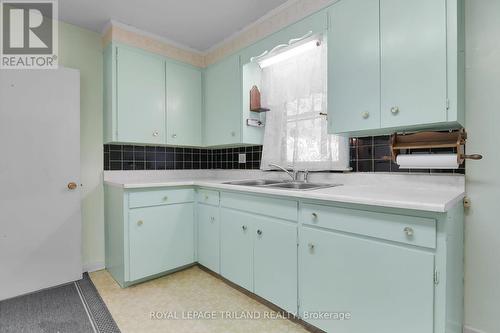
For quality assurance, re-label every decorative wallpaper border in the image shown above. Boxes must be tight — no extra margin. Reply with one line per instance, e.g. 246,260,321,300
101,0,338,67
102,23,205,67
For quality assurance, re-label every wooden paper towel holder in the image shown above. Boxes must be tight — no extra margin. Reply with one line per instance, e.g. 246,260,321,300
388,129,482,164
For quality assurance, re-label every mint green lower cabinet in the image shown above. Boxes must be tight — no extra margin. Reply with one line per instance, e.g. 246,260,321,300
104,186,195,287
300,227,435,333
129,203,194,281
254,217,297,314
220,208,254,291
197,203,220,273
219,191,298,313
105,185,463,332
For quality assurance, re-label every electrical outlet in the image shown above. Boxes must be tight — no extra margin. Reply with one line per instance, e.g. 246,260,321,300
238,153,246,164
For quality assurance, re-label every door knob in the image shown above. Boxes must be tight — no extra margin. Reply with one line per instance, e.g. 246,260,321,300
390,106,400,115
171,134,177,138
404,227,414,237
257,229,263,236
137,220,144,226
67,182,78,190
153,130,159,137
361,111,370,119
242,225,247,231
308,243,315,251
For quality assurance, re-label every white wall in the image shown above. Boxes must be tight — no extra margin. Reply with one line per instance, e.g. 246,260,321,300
464,0,500,332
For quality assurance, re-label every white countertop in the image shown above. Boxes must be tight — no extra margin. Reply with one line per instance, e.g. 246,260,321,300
104,171,465,213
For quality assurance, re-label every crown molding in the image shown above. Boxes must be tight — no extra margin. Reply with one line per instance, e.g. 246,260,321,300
102,19,204,55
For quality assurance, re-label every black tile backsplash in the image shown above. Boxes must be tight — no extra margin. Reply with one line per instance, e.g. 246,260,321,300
104,144,263,171
349,135,466,174
104,133,466,174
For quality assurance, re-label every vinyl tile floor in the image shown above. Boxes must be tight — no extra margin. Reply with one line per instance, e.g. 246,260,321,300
90,266,308,333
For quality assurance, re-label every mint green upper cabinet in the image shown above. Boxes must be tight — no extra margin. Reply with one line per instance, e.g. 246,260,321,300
116,46,166,144
104,43,204,146
300,227,435,333
327,0,463,135
166,62,202,146
128,203,194,281
204,54,242,146
328,0,380,133
380,0,447,129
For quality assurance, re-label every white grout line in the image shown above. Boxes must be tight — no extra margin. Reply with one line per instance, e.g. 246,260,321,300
74,282,99,333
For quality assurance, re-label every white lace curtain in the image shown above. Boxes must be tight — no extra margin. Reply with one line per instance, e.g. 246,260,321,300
259,38,349,171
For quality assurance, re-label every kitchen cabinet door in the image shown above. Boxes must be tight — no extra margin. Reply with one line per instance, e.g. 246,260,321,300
116,46,166,144
166,62,202,146
197,203,220,273
128,203,194,281
204,54,242,146
254,216,297,314
380,0,447,128
328,0,380,134
220,208,253,291
300,227,435,333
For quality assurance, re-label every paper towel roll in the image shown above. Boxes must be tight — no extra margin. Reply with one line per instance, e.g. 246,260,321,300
396,154,459,169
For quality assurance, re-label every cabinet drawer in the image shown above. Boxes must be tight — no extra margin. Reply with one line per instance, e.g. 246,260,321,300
197,189,219,206
128,188,194,208
300,203,436,249
221,192,297,221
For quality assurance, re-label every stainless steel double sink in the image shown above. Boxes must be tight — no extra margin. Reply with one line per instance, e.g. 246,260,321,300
223,179,342,191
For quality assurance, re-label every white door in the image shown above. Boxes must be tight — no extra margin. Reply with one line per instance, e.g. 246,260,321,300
0,69,82,301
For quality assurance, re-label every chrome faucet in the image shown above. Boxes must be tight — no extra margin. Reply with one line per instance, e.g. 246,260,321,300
268,163,298,181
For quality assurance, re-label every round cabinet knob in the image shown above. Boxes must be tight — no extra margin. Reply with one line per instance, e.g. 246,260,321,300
308,243,315,251
209,216,215,223
361,111,370,119
311,212,318,219
137,220,144,226
257,229,263,236
67,182,78,190
242,225,247,231
404,227,414,237
171,134,177,138
163,196,168,201
230,131,236,137
390,106,400,115
153,130,159,137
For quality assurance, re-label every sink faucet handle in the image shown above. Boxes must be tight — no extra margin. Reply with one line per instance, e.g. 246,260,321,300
303,169,310,183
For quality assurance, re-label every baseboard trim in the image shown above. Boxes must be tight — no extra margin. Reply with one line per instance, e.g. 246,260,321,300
197,264,325,333
82,262,105,273
464,326,487,333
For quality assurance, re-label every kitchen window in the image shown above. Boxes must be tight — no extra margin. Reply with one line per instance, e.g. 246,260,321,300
259,36,349,171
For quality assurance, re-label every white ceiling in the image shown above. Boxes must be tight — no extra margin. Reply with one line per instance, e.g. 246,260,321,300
58,0,291,52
